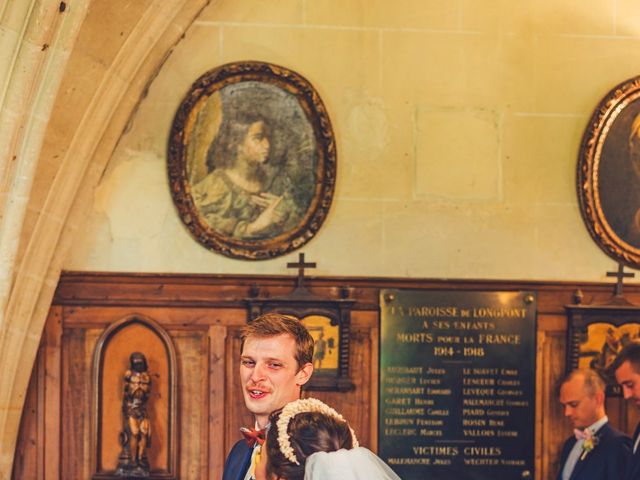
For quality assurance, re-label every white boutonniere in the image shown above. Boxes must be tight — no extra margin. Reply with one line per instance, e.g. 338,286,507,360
580,430,600,460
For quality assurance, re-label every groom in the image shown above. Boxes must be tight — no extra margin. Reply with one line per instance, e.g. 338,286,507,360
557,368,630,480
222,313,314,480
613,341,640,480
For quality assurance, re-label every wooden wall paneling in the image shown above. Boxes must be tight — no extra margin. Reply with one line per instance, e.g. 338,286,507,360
369,322,379,451
16,272,640,480
536,329,549,480
87,329,106,478
208,325,227,480
11,306,62,480
605,396,625,433
349,309,378,449
61,327,85,479
51,272,640,307
61,328,101,479
338,326,373,447
172,328,208,479
44,306,62,480
11,346,40,480
539,330,568,480
620,399,640,436
60,305,247,328
624,396,640,438
224,327,253,457
536,314,567,331
36,343,45,480
534,331,544,480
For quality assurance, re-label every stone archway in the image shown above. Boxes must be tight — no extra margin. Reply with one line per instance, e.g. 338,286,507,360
0,0,208,475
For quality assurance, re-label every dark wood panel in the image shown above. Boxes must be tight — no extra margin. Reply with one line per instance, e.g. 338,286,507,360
208,325,227,480
61,305,247,328
539,331,570,480
172,329,209,479
13,271,640,480
53,271,640,315
61,328,95,479
11,350,40,480
224,327,254,458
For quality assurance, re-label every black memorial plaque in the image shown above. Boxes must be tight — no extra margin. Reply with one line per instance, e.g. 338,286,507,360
379,289,536,480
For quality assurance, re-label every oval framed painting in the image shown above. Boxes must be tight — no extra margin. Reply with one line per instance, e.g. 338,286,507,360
168,61,336,260
578,75,640,268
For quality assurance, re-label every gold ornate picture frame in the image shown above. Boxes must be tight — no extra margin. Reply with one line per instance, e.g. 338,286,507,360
578,75,640,268
168,61,336,260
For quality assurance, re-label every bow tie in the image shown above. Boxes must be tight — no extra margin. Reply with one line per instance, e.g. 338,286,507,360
240,427,266,447
574,428,592,441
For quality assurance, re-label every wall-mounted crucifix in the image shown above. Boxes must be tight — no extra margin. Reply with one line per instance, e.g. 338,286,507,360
245,251,355,391
606,262,635,298
286,252,316,291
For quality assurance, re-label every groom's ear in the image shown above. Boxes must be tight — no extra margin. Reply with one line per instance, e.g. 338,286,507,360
594,389,605,406
295,362,313,386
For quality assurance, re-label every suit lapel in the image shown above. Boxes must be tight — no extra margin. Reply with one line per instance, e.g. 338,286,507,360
624,423,640,480
558,437,576,480
632,422,640,453
223,441,253,480
570,423,612,480
627,449,640,480
239,447,253,480
569,447,588,480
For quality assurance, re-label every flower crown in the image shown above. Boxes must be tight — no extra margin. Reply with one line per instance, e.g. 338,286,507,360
276,398,359,465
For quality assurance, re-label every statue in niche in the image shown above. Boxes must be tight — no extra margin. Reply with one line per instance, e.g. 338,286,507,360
116,352,152,478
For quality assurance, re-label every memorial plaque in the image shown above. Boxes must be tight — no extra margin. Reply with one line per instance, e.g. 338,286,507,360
379,289,536,480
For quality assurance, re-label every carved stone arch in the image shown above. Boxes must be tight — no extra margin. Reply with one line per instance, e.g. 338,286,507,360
1,0,209,472
91,314,178,479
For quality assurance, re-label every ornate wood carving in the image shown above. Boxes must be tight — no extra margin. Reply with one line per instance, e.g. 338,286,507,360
14,272,640,480
91,315,178,480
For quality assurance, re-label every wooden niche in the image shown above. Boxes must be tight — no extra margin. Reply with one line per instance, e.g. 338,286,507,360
92,315,178,479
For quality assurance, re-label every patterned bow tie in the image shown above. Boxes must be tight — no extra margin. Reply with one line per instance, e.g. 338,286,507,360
240,427,266,447
574,428,591,441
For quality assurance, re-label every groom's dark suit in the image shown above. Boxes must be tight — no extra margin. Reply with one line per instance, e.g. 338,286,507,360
557,422,631,480
222,439,252,480
624,423,640,480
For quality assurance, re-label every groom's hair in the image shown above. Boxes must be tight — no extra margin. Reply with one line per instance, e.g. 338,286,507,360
610,340,640,375
557,369,605,397
241,313,314,369
265,409,354,480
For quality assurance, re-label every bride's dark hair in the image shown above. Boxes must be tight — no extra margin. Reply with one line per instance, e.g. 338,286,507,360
265,409,354,480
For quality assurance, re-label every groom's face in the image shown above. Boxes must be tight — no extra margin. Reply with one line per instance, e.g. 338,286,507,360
240,333,312,427
559,376,601,429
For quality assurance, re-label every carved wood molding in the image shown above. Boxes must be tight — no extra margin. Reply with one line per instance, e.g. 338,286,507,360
54,271,640,315
91,314,179,479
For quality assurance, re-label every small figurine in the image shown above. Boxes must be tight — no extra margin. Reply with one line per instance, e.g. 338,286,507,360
116,352,152,478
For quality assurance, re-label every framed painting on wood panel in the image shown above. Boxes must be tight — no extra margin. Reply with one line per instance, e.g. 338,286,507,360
246,285,355,392
578,75,640,268
168,61,336,260
566,302,640,395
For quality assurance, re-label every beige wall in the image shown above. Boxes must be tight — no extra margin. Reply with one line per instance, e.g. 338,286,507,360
3,0,640,475
65,0,640,280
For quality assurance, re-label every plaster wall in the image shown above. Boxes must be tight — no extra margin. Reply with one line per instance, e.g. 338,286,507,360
65,0,640,280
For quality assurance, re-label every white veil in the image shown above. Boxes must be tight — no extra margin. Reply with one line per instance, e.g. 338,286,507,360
303,447,401,480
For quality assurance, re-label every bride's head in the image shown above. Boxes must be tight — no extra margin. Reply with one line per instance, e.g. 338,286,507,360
257,398,356,480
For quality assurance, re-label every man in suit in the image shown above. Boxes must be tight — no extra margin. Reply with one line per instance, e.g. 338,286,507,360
557,369,631,480
222,313,314,480
613,341,640,480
